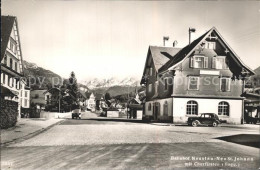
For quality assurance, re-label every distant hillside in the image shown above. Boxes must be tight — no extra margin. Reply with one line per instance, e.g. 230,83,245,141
23,60,63,90
106,86,139,97
89,86,140,97
254,66,260,75
246,66,260,88
23,60,89,91
23,60,141,97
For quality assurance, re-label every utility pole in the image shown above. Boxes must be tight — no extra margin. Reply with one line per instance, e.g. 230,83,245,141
59,85,61,113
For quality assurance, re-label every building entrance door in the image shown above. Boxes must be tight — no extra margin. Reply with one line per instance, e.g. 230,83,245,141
153,102,160,121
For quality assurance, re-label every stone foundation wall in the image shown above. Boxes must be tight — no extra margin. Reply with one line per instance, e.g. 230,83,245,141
0,98,18,129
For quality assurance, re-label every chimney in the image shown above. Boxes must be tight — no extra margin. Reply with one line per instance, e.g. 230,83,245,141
173,40,178,47
163,36,169,46
189,27,196,44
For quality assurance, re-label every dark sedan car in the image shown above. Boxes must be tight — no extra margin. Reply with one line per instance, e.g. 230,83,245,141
187,113,221,127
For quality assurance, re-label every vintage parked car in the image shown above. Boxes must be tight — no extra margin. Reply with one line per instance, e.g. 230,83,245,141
187,113,221,127
72,109,81,119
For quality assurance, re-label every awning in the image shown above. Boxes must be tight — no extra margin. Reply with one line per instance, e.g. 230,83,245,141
1,86,18,97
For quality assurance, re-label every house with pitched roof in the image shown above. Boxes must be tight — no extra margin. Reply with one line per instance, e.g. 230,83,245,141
140,27,255,124
85,92,96,111
1,16,28,118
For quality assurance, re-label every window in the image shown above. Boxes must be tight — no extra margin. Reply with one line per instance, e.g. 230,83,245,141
164,78,168,90
149,68,153,76
220,78,231,92
186,100,198,115
148,103,151,111
4,56,7,65
20,91,23,97
2,73,5,84
14,62,17,72
25,91,28,97
188,77,199,90
218,102,229,116
9,41,16,54
203,114,211,118
190,55,208,68
212,56,228,69
10,58,13,69
205,42,216,49
16,80,19,90
155,81,158,94
148,84,152,92
9,77,13,87
24,99,28,107
163,101,168,115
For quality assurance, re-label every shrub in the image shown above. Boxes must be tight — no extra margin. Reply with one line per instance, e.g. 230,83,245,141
0,98,18,129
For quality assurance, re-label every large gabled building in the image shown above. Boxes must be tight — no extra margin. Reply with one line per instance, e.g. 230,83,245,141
141,27,255,124
1,16,28,118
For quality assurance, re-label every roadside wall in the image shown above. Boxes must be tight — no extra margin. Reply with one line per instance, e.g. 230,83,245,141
40,111,71,119
0,98,18,129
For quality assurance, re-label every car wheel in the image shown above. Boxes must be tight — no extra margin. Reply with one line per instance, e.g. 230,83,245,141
192,121,198,127
212,121,218,127
72,116,74,119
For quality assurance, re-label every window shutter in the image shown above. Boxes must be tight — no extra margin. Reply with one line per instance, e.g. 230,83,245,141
190,57,194,68
227,78,231,91
212,57,216,69
225,58,229,69
204,57,208,68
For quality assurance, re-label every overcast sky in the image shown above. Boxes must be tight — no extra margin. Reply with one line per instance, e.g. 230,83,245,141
2,0,260,82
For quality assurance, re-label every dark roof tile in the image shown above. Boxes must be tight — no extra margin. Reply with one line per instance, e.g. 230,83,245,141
1,16,16,61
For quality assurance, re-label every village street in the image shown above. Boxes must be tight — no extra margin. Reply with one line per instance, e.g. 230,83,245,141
1,112,260,170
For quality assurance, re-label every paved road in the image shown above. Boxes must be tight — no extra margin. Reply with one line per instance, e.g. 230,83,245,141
1,112,260,169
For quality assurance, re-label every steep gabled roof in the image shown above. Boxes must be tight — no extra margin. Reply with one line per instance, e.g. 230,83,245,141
1,16,16,61
78,90,87,99
159,27,255,75
140,46,181,84
149,46,181,71
85,92,92,98
159,29,211,72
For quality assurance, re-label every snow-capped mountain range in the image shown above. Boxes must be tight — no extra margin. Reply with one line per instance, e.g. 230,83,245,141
81,77,140,89
23,60,140,91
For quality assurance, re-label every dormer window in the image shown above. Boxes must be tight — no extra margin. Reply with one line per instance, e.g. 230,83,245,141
190,55,208,68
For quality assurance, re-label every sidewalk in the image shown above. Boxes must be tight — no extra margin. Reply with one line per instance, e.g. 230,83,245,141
1,118,64,145
150,122,260,128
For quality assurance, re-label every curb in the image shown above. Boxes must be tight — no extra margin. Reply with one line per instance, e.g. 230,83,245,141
1,119,65,147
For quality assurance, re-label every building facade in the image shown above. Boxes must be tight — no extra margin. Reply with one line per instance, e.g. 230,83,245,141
1,16,27,118
141,27,255,124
